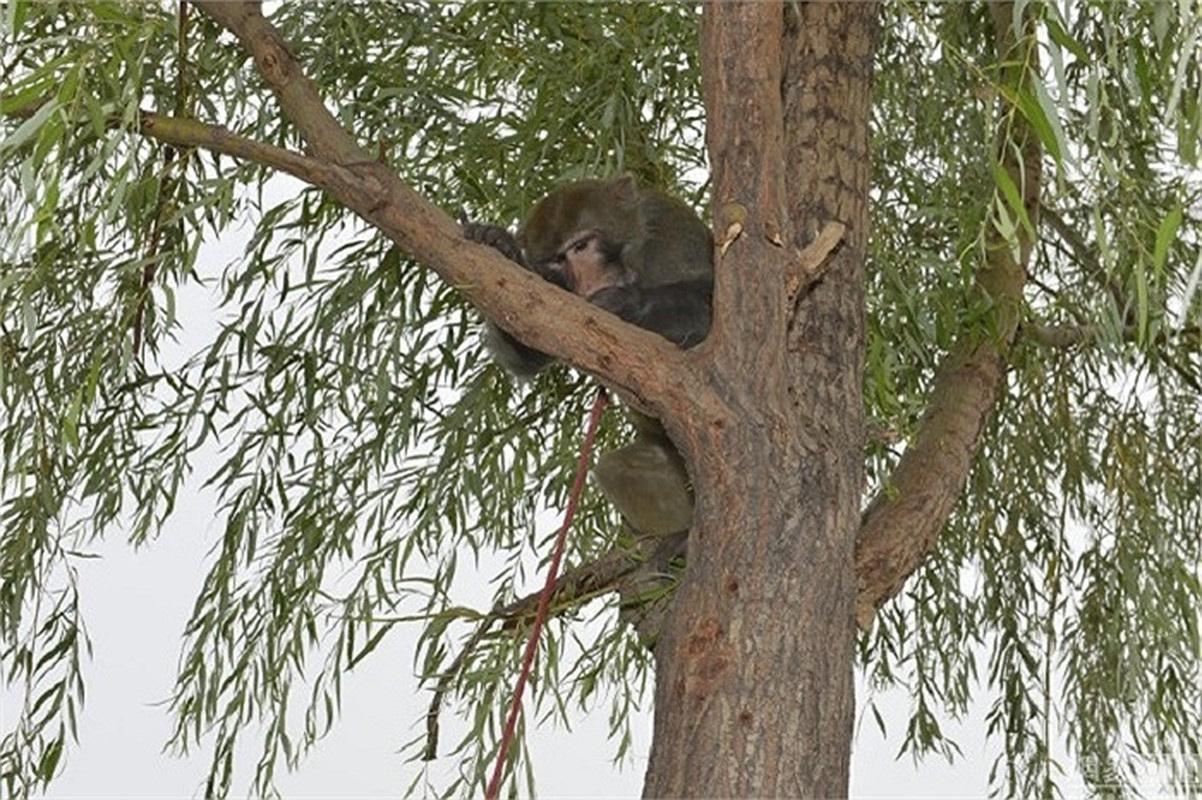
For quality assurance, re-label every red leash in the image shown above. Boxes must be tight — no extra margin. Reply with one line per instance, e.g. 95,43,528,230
484,388,610,799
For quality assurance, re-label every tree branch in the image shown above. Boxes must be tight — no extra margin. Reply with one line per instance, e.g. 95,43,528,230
1024,322,1117,348
1023,322,1202,391
182,1,711,418
1042,205,1132,319
138,111,329,181
194,1,365,165
854,2,1040,629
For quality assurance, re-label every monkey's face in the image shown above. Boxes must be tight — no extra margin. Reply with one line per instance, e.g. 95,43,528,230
550,230,629,299
517,178,640,268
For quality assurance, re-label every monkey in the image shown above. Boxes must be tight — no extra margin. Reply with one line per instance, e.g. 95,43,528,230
464,176,712,535
466,177,712,378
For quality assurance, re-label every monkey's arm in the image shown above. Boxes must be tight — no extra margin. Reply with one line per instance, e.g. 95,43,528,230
590,280,713,349
480,325,553,379
464,222,565,378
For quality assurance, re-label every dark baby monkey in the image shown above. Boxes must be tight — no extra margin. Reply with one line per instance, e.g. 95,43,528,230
465,176,713,535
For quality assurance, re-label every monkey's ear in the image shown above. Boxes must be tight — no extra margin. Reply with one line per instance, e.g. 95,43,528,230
610,174,639,204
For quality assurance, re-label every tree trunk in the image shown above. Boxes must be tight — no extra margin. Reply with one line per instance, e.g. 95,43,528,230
643,3,876,797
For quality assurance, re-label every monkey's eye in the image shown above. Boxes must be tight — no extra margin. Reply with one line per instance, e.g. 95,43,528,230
554,233,594,265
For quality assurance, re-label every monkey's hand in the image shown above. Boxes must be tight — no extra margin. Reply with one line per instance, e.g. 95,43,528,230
462,222,526,266
590,280,713,349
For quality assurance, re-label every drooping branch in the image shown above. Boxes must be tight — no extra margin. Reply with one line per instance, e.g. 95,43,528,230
1042,206,1132,318
422,530,686,760
854,2,1041,628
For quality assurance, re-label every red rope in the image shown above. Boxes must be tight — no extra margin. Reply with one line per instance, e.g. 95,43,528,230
484,388,610,800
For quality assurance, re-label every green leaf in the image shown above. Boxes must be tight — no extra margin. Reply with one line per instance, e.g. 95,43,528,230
991,155,1033,240
1044,13,1088,62
1152,204,1182,273
1031,77,1071,170
1134,256,1150,346
0,100,58,153
1009,85,1062,166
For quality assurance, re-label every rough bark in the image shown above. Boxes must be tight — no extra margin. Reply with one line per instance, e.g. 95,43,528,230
642,4,874,796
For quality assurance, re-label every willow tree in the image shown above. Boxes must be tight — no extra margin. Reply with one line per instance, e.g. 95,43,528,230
2,2,1200,797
